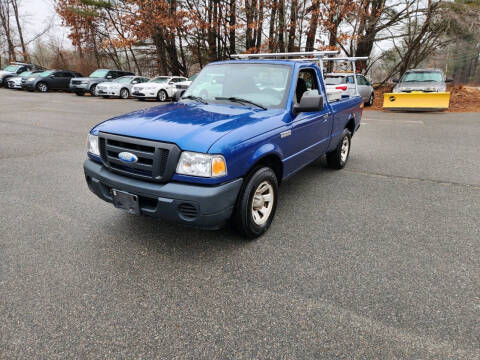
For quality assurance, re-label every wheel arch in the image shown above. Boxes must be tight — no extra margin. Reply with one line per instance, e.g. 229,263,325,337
246,144,284,184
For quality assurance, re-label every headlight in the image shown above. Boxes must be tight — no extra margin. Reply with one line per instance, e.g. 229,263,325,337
28,77,36,81
87,134,100,156
176,151,227,178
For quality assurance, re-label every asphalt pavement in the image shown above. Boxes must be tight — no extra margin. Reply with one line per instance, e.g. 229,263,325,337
0,89,479,359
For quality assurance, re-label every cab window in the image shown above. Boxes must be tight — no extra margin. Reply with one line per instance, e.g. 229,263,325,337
295,68,319,103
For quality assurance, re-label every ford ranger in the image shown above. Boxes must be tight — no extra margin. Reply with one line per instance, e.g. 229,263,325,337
84,58,363,238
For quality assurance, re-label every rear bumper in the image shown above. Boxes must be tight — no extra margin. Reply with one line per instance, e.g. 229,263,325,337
84,159,243,229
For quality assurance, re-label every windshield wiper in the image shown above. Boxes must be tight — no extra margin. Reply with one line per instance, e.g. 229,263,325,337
182,95,208,104
215,97,267,110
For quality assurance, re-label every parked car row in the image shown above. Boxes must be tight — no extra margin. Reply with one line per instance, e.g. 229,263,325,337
1,62,199,102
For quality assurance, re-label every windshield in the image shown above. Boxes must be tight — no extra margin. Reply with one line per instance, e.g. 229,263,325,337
183,63,292,108
89,69,109,78
37,70,53,77
3,65,20,72
113,76,133,83
150,77,169,83
324,76,346,85
19,71,33,77
401,71,443,83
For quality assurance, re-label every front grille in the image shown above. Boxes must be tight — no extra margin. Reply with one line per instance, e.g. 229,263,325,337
176,84,189,90
99,132,181,183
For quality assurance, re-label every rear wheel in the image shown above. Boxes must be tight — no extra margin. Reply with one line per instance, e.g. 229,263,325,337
157,89,167,102
37,82,48,93
120,88,129,99
233,167,278,239
326,129,352,169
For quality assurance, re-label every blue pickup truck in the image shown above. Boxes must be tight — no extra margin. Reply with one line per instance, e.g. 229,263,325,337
84,58,363,238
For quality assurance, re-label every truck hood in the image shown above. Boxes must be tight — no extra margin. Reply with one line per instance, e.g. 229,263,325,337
394,81,445,92
92,102,283,153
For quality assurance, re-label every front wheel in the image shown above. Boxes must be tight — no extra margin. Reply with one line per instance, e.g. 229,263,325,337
157,89,167,102
37,82,48,93
89,84,97,97
232,167,278,239
120,88,130,99
367,93,374,107
326,129,352,169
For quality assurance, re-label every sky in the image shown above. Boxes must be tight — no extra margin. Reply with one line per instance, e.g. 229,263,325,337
20,0,71,48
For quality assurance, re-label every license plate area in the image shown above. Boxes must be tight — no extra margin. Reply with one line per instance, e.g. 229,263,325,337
112,189,140,215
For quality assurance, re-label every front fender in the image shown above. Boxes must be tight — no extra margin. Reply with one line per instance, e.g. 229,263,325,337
247,143,284,170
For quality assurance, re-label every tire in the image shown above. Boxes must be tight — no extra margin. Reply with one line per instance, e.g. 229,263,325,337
75,91,85,96
157,89,167,102
120,88,129,99
232,167,278,239
326,129,352,170
89,84,97,97
37,82,48,93
102,95,110,99
367,93,374,107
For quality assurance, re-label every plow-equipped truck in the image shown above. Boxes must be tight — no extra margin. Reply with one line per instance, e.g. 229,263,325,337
383,68,453,111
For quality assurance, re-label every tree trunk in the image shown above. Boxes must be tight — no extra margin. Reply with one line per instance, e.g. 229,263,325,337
11,0,27,62
268,0,277,51
229,0,236,54
305,0,319,51
287,0,297,52
278,0,285,52
153,29,169,75
0,1,16,61
256,0,264,49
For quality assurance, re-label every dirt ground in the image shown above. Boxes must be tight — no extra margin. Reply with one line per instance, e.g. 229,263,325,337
366,84,480,112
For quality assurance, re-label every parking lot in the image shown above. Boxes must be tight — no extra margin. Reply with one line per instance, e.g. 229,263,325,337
0,89,479,358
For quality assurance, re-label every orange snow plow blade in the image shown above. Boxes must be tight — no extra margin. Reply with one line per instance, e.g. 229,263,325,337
383,92,451,111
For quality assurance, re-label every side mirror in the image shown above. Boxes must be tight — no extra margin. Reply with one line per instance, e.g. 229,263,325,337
174,89,186,102
131,80,139,84
392,79,399,83
293,94,324,114
168,81,175,85
445,78,454,83
106,75,113,79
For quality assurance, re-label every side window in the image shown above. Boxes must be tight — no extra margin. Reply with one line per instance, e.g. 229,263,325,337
65,72,73,78
53,72,64,77
356,75,367,85
141,78,149,83
296,68,319,103
347,76,355,84
108,71,117,79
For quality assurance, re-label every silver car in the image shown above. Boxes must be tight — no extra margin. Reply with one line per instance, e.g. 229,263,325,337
324,73,374,106
392,69,452,93
96,76,150,99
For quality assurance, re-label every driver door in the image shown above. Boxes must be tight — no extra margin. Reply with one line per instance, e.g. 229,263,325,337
283,68,332,176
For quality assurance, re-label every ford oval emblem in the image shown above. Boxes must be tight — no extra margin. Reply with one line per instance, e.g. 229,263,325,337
118,152,138,163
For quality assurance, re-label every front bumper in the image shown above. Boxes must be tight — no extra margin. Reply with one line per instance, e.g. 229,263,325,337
132,90,157,98
97,88,120,96
84,159,243,229
21,82,35,90
70,83,89,92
